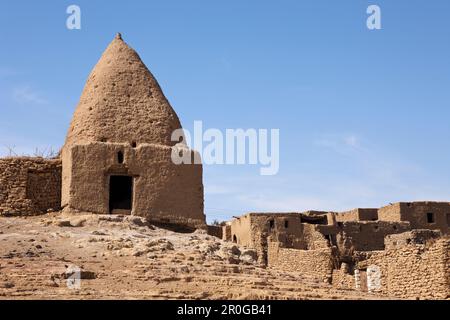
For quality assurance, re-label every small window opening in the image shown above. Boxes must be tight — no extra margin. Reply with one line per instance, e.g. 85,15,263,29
284,220,289,229
427,212,435,224
117,151,124,164
100,137,107,143
393,225,397,230
232,235,237,243
131,142,137,148
269,219,275,229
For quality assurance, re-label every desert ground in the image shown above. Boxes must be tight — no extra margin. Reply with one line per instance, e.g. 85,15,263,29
0,213,387,300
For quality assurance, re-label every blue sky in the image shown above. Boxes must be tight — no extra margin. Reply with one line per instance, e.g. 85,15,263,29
1,1,450,222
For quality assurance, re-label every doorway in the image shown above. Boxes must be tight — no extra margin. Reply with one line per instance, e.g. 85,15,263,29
109,175,133,214
359,270,368,292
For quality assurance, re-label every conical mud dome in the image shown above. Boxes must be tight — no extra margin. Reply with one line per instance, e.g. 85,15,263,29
64,33,182,150
61,34,204,229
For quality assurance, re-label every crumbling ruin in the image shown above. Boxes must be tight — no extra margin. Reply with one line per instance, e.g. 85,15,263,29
0,157,61,216
223,202,450,299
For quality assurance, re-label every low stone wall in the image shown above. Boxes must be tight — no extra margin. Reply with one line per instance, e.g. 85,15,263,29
0,157,62,216
332,267,355,290
357,238,450,299
268,241,334,283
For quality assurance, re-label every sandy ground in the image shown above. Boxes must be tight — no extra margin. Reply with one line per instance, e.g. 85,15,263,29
0,213,387,300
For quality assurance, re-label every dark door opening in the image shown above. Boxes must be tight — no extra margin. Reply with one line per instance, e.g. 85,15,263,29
426,212,435,224
109,175,133,213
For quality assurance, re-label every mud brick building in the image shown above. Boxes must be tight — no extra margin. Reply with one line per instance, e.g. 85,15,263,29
0,34,205,229
224,202,450,299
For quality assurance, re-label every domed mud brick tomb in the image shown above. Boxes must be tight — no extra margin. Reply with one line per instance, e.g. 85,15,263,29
0,33,205,229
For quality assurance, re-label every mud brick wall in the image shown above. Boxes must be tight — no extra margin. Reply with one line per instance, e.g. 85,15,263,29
268,241,334,283
378,202,449,234
229,213,301,264
301,224,330,249
378,203,403,221
384,230,441,250
358,238,450,299
63,143,205,229
207,225,223,239
0,157,62,216
336,221,411,252
335,208,378,222
229,213,332,265
222,225,231,241
230,214,253,246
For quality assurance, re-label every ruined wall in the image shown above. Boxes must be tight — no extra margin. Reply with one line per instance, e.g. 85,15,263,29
399,202,449,234
0,157,61,216
222,224,232,241
378,203,402,221
64,142,205,228
384,230,442,250
357,237,450,299
379,202,449,234
228,213,332,264
207,225,223,239
358,208,379,221
268,241,335,283
331,264,355,290
229,214,253,246
300,224,330,249
247,214,278,263
335,208,378,222
249,213,330,248
335,210,359,222
264,220,330,250
229,213,302,262
336,221,411,252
